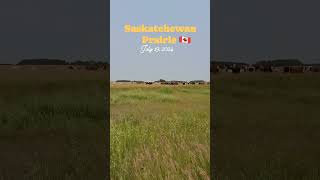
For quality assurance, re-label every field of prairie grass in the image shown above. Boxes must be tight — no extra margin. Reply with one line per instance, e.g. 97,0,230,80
0,69,108,179
214,72,320,180
110,84,210,179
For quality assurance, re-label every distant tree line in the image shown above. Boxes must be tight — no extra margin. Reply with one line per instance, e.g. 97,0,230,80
69,60,108,66
16,59,108,65
212,61,248,66
211,59,317,67
210,59,320,73
254,59,303,67
17,59,67,65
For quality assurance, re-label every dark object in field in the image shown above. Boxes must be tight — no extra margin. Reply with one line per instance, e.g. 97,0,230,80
164,81,179,85
156,80,183,85
211,61,248,74
232,67,241,73
248,66,255,72
85,64,99,71
189,80,205,85
68,65,76,70
263,66,273,72
211,64,220,73
311,66,320,72
283,66,304,73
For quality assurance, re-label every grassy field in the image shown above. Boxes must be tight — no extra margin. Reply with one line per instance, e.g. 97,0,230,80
4,68,319,179
110,84,210,179
0,69,108,179
213,73,320,180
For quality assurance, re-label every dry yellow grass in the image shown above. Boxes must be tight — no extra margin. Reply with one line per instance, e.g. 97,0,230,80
111,85,210,179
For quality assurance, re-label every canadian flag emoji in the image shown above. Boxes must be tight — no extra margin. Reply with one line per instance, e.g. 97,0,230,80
179,36,191,44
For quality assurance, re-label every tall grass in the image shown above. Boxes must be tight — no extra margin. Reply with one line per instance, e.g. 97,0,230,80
0,70,108,179
213,73,320,180
111,85,210,179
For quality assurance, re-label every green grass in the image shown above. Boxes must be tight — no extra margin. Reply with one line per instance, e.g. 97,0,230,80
214,73,320,180
0,70,108,179
6,69,320,179
111,85,210,179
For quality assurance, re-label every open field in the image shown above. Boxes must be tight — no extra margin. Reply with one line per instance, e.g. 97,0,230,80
0,69,108,179
213,72,320,180
4,67,319,179
110,84,210,179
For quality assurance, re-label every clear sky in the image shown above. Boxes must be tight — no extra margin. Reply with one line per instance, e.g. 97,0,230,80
110,0,210,81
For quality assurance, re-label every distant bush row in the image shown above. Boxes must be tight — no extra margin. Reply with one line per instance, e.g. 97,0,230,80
211,59,320,67
16,59,108,65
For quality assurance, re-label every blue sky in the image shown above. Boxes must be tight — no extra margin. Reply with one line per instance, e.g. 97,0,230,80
111,0,210,81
